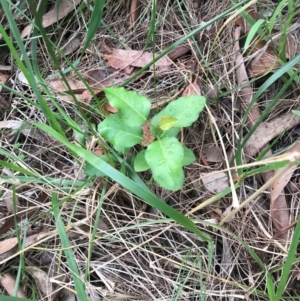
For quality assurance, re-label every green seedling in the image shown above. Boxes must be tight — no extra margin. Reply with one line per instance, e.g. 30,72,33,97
85,87,206,191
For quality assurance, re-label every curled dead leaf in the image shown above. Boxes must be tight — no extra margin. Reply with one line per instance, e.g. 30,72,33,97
0,274,27,297
235,7,257,33
200,171,228,194
104,101,118,113
244,111,300,158
26,267,53,297
21,0,81,38
182,79,201,96
103,49,172,71
202,144,224,163
141,122,155,147
270,142,300,231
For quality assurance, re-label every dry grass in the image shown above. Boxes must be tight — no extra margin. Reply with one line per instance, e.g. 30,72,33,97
0,0,300,300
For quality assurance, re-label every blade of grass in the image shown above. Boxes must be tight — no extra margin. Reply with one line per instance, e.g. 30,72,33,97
35,122,212,244
84,179,107,282
0,297,39,301
0,1,63,135
276,216,300,298
121,0,255,86
51,193,88,301
81,0,106,54
235,53,300,169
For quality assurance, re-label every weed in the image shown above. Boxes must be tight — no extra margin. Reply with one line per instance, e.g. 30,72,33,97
85,87,206,191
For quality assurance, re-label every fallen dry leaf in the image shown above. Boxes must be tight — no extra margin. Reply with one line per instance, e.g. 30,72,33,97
62,38,81,55
48,68,132,104
244,111,300,158
0,231,50,262
248,40,281,77
103,49,172,71
202,144,224,163
141,122,155,147
48,78,86,93
182,79,201,96
26,267,53,297
233,25,290,241
21,0,81,38
0,274,27,297
200,171,228,194
168,45,190,61
233,26,260,126
2,190,15,213
93,148,104,157
270,141,300,231
0,237,19,255
0,72,9,88
104,101,118,113
234,7,257,34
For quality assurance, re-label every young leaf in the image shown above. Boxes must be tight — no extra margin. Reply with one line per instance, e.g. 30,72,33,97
104,87,151,126
159,115,178,130
134,150,150,172
150,120,180,139
182,146,196,166
145,137,184,191
98,114,143,153
152,95,206,129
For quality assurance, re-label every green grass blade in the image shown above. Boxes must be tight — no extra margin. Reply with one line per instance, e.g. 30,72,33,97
276,217,300,298
51,193,88,301
0,297,39,301
121,0,254,86
243,19,265,54
1,1,63,134
81,0,106,54
35,122,212,244
267,273,277,301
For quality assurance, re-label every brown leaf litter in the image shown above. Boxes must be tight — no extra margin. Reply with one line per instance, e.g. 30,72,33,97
21,0,81,38
103,48,172,71
232,25,300,241
0,274,27,297
235,6,299,77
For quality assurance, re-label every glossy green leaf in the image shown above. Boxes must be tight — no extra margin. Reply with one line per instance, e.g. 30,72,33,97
182,146,196,166
104,87,151,126
134,150,150,172
145,137,184,191
152,95,205,128
159,115,178,130
98,114,143,153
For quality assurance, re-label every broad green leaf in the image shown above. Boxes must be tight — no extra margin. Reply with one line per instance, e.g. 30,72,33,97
104,87,151,126
151,95,205,137
98,114,143,153
145,137,184,191
134,150,150,172
182,146,196,166
152,95,206,128
159,115,178,130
